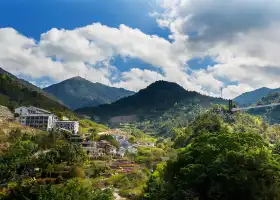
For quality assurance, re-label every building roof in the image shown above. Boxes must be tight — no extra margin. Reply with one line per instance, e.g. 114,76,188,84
21,114,54,117
29,106,52,114
56,121,79,123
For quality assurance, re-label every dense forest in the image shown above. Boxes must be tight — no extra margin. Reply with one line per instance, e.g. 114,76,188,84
249,92,280,124
76,81,227,132
0,73,75,119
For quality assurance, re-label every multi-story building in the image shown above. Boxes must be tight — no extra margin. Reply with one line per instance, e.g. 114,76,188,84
55,121,79,134
15,106,58,131
19,114,57,131
15,106,53,115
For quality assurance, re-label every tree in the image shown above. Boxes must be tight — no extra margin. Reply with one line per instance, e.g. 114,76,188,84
144,131,280,200
70,166,85,178
0,139,38,181
4,178,114,200
128,136,136,144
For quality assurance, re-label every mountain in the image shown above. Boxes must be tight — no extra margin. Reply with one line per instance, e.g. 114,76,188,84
43,76,135,110
234,87,280,106
248,92,280,124
0,67,74,118
76,81,227,134
0,68,63,105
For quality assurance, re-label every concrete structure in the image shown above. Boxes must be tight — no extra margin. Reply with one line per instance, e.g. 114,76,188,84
55,121,79,134
15,106,58,131
19,114,57,131
15,106,52,116
81,141,105,159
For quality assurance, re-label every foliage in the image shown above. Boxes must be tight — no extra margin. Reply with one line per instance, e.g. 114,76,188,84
97,134,120,148
69,166,85,178
0,72,75,119
144,129,280,200
2,178,114,200
76,81,227,134
234,87,274,106
44,76,134,110
79,119,108,134
135,146,165,169
105,169,150,199
248,92,280,124
0,139,38,181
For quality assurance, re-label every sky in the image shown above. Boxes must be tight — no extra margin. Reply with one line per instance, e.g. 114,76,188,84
1,0,280,99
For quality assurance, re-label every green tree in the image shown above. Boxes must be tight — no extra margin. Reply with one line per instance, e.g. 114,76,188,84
144,131,280,200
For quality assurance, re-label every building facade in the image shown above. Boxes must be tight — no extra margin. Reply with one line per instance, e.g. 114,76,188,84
55,121,79,134
15,106,52,116
19,114,57,131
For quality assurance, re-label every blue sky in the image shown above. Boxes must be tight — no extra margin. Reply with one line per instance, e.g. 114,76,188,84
1,0,279,98
0,0,169,40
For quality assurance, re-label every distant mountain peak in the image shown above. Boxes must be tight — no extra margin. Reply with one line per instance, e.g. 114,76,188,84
43,77,135,110
234,87,280,106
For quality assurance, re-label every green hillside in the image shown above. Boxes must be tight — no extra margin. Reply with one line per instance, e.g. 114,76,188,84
76,81,228,135
0,70,75,119
248,92,280,124
234,87,280,106
43,76,134,110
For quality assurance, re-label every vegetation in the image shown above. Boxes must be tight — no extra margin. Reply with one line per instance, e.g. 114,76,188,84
44,76,134,110
249,92,280,124
79,119,108,135
76,81,227,129
1,178,113,200
144,111,280,200
0,72,75,119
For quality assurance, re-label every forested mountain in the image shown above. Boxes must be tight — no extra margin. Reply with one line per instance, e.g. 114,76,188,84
0,68,62,104
234,87,280,106
248,92,280,124
0,68,74,118
76,81,227,135
43,76,134,110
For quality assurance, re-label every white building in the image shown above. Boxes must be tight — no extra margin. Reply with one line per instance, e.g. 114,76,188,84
15,106,58,131
19,114,57,131
15,106,52,116
55,121,79,134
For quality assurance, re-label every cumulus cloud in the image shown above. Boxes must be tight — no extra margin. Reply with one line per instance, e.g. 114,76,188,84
0,23,196,92
3,0,280,99
154,0,280,98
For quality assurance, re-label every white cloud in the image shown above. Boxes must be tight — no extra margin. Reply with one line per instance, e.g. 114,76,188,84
154,0,280,98
113,68,165,91
0,23,210,95
3,0,280,99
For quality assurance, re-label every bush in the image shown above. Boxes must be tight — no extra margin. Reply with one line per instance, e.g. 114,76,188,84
144,131,280,200
70,166,85,179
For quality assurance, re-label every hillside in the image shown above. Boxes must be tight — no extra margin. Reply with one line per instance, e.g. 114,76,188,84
76,81,227,134
0,69,74,119
234,87,280,106
0,68,63,105
43,76,134,110
248,92,280,124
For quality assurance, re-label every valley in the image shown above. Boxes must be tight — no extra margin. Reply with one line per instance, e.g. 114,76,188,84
2,69,280,200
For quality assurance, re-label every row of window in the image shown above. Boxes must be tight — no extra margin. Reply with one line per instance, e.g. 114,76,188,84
22,116,49,120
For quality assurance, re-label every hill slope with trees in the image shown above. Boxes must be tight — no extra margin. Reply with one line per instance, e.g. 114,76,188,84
234,87,280,106
76,81,227,135
248,92,280,124
44,76,134,110
0,68,74,119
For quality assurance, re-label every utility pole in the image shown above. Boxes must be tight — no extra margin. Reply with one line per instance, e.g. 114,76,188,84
220,87,224,98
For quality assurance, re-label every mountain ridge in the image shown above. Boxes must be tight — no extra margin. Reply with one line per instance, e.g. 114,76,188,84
234,87,280,106
0,67,74,118
76,80,227,128
43,76,135,110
